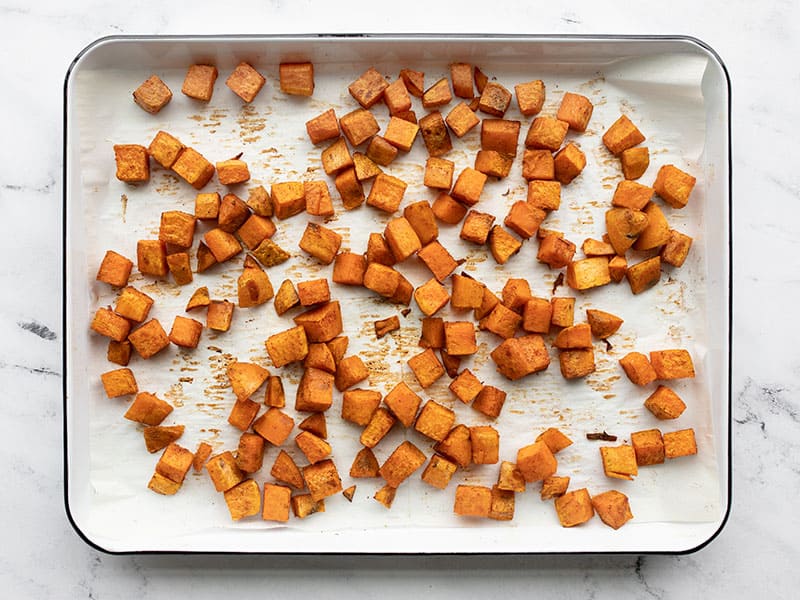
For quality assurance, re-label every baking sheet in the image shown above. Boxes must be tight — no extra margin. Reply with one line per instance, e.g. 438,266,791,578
65,36,730,553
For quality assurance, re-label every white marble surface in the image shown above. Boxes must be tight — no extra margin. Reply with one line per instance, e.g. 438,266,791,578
0,0,797,597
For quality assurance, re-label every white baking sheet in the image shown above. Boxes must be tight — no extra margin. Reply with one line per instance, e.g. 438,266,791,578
65,36,730,553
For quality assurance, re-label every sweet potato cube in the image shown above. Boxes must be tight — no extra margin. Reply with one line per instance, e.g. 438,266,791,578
251,238,289,269
135,239,167,277
472,385,507,419
631,429,665,466
491,334,550,381
447,369,482,404
349,67,388,108
536,428,573,454
443,321,477,357
550,297,575,328
451,168,487,206
380,441,427,487
303,459,343,502
204,228,241,263
207,300,234,332
296,278,330,307
192,442,213,473
480,303,522,339
171,147,215,189
413,278,450,316
608,255,628,282
556,92,593,132
304,343,336,373
664,428,698,459
634,203,671,251
582,238,616,257
340,108,380,147
591,490,633,530
620,146,650,180
654,164,697,209
384,116,419,152
586,309,623,340
148,130,183,169
96,250,133,288
168,315,203,349
454,485,492,517
505,201,545,240
601,445,638,480
424,157,455,190
419,111,453,157
474,150,514,178
448,62,473,98
400,68,424,97
413,245,454,288
475,287,501,322
331,252,366,286
553,323,592,349
364,234,394,268
527,180,561,211
223,61,265,103
238,266,275,308
227,361,269,401
296,367,334,412
114,144,149,183
445,101,480,137
349,446,380,478
237,214,276,250
366,173,407,214
306,108,340,145
515,79,545,116
371,484,395,508
553,142,586,185
540,476,570,500
522,149,554,181
334,355,369,391
380,77,411,115
128,319,169,359
155,443,193,484
626,256,661,294
195,192,221,220
419,317,445,349
295,431,331,465
100,368,137,398
555,488,594,527
517,440,557,482
365,136,399,166
341,389,381,426
501,278,532,312
619,352,658,385
460,210,495,244
181,64,217,101
363,262,401,298
384,217,421,262
165,252,192,285
488,485,515,521
333,168,365,212
270,450,303,489
478,81,512,116
612,180,653,210
421,455,457,490
216,159,250,186
107,340,131,366
602,114,645,155
407,347,446,388
374,315,399,339
525,117,569,151
566,257,611,291
450,274,484,310
434,425,471,467
360,407,396,448
400,202,438,247
279,62,314,96
124,392,172,426
430,193,466,225
422,77,452,109
265,375,286,408
520,297,552,334
470,426,499,464
223,479,261,520
559,348,596,379
293,301,343,343
227,398,260,431
497,461,526,493
271,181,306,220
488,226,522,265
235,432,266,473
414,400,456,442
253,407,295,446
259,483,291,522
644,385,687,420
481,119,521,156
661,229,693,267
383,381,421,427
113,286,153,323
133,74,172,113
606,206,649,255
265,325,309,367
353,152,382,182
298,222,342,265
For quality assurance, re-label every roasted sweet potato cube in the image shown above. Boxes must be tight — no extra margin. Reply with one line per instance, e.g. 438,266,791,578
606,206,649,255
192,442,213,473
550,297,575,328
472,385,507,419
445,101,480,137
644,385,687,420
664,428,698,458
380,441,427,488
413,278,450,316
172,147,215,189
491,334,550,381
334,355,369,391
155,443,193,484
113,286,153,323
448,62,473,98
478,81,512,116
253,407,295,446
460,210,495,244
279,62,314,96
612,180,653,210
114,144,149,183
566,257,611,291
505,201,545,240
521,297,552,334
260,483,291,522
296,278,330,307
270,450,303,489
450,274,484,310
128,319,169,359
363,262,401,298
296,367,334,412
384,116,419,152
608,255,628,283
306,108,340,145
443,321,477,356
331,167,363,210
582,238,616,257
407,347,446,388
216,159,250,186
501,278,531,312
181,64,217,101
227,361,269,401
265,375,286,408
237,214,276,250
303,459,343,502
383,381,421,427
585,309,623,340
454,485,492,517
536,428,573,454
124,392,172,426
448,368,483,404
559,348,596,379
133,74,172,113
168,315,203,349
451,168,487,207
497,461,526,492
626,256,661,294
555,488,594,527
96,250,133,288
522,149,555,181
422,77,452,109
620,146,650,180
265,325,309,367
661,229,693,267
293,301,343,343
540,475,569,500
619,352,657,386
341,388,381,426
591,490,633,530
136,239,167,277
360,407,396,448
364,234,394,268
365,136,399,166
631,429,665,466
238,266,274,308
228,398,260,431
207,299,234,332
298,223,342,265
516,440,557,482
107,340,132,366
349,446,380,478
295,430,331,465
488,485,515,521
366,173,407,214
633,203,671,251
527,180,561,211
602,114,645,155
438,349,460,378
349,67,388,108
480,303,522,339
374,315,400,339
222,479,261,520
353,152,382,182
223,61,265,103
474,150,513,178
380,77,411,115
195,192,221,220
423,157,455,191
414,400,456,442
556,92,593,132
340,108,380,147
400,68,424,96
553,323,592,349
419,317,444,349
553,142,586,185
384,217,421,262
331,252,366,286
204,228,241,263
419,111,453,157
654,164,697,209
414,243,455,286
148,130,183,169
251,238,289,268
525,117,569,151
488,226,522,265
165,252,192,285
434,425,471,468
470,426,499,464
430,193,466,225
270,181,306,219
235,432,266,473
421,454,457,490
304,343,336,373
399,202,438,247
601,445,638,480
481,119,521,156
100,367,137,398
515,79,545,116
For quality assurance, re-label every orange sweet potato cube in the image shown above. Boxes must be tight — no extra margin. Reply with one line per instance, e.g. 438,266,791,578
303,459,343,501
168,315,203,348
515,79,545,116
353,152,382,181
481,119,521,156
295,367,334,412
422,77,452,109
527,180,561,211
603,114,645,155
424,157,455,190
520,297,552,334
402,201,438,246
554,488,594,527
435,425,472,467
293,301,343,343
496,461,526,493
207,299,235,332
224,62,265,103
491,334,550,381
585,309,623,340
407,347,446,388
270,181,306,219
626,256,661,294
363,262,401,298
216,159,250,186
124,392,172,426
567,257,611,290
265,325,308,368
265,375,286,408
449,369,483,403
171,147,215,189
474,150,514,178
661,229,693,267
631,429,665,466
612,180,653,210
366,135,399,166
367,173,408,214
96,250,133,287
556,92,593,132
253,407,295,446
419,317,445,349
236,215,276,251
540,476,570,500
522,149,555,181
295,431,331,465
384,116,419,152
195,191,221,220
384,217,422,262
470,426,499,464
133,74,172,113
144,425,183,454
136,239,168,277
334,355,369,391
559,348,596,379
419,111,453,157
224,479,262,520
450,62,474,98
620,146,650,180
304,343,336,373
100,367,137,398
445,101,480,137
421,454,457,489
431,192,467,224
620,351,657,385
365,233,396,267
383,381,422,427
192,443,213,473
536,428,573,454
525,117,569,151
155,443,194,484
553,142,586,185
107,339,132,366
439,349,461,378
488,225,522,265
321,138,354,177
654,164,697,209
379,441,427,487
270,450,304,488
592,490,633,530
553,323,592,349
227,361,270,401
340,108,380,147
350,446,380,478
236,432,266,473
306,108,340,145
114,144,149,183
608,255,628,283
414,400,456,442
279,62,314,96
332,167,363,210
600,445,638,480
488,485,515,521
341,388,381,426
664,428,698,459
460,209,495,245
260,483,292,522
114,286,153,323
471,385,507,419
505,201,545,239
227,398,260,432
414,278,450,316
296,278,330,307
450,274,484,309
444,321,477,356
360,407,396,447
159,210,198,248
480,302,522,340
478,81,512,117
298,223,342,265
550,297,575,328
383,77,412,114
166,252,192,285
644,385,687,419
148,130,183,169
204,228,242,263
348,67,388,108
332,252,366,286
454,485,492,517
451,168,487,206
128,319,169,359
181,64,217,100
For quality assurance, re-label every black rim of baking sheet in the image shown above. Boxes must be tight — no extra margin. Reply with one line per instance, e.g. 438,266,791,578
62,32,733,557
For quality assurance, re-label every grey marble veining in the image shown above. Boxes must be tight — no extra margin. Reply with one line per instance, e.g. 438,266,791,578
1,0,798,597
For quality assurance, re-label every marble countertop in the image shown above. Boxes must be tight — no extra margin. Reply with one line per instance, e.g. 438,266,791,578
1,0,797,597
